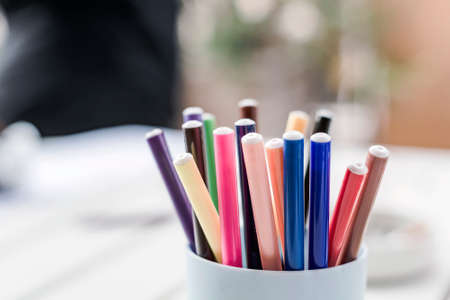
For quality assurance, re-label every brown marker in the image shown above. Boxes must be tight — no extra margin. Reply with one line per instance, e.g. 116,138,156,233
182,120,215,262
342,145,389,263
239,99,259,130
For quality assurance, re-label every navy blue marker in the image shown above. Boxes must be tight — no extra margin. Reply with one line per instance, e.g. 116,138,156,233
309,132,331,269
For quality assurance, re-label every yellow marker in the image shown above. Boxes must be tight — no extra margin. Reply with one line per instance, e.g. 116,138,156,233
173,153,222,263
285,111,310,134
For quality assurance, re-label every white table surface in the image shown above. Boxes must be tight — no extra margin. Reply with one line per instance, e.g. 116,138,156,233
0,125,448,300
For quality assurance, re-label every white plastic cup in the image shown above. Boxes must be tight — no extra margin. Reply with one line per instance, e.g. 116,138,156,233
186,247,367,300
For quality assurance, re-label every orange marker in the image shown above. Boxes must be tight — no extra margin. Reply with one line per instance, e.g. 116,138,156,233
242,133,282,271
285,111,309,134
265,138,285,256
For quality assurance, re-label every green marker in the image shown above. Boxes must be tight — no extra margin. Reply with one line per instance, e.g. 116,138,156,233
203,113,219,212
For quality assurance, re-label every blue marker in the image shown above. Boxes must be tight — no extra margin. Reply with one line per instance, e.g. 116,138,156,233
283,130,304,270
309,132,331,269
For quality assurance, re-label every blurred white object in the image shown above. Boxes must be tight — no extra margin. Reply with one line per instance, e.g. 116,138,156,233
234,0,275,23
276,1,321,43
0,122,41,188
365,211,434,283
329,102,381,144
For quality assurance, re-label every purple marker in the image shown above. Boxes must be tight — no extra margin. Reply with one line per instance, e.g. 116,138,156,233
183,107,204,122
146,128,195,247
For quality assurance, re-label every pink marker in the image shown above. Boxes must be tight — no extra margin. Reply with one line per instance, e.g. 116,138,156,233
214,127,242,267
242,133,282,270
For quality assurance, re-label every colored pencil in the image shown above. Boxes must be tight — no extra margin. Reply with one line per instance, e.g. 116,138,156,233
265,138,285,257
328,163,367,267
173,153,222,262
238,99,258,129
183,120,215,261
214,127,242,267
309,132,331,269
342,145,389,263
305,109,333,223
183,106,204,122
235,119,262,269
203,113,219,211
283,131,305,270
145,129,195,247
242,133,282,271
285,110,309,134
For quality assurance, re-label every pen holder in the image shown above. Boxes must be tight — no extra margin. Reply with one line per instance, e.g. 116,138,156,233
186,247,368,300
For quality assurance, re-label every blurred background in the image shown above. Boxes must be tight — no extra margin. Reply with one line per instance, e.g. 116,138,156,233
177,0,450,148
0,0,449,299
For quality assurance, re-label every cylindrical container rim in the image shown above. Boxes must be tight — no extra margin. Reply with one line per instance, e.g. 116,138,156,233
186,245,367,274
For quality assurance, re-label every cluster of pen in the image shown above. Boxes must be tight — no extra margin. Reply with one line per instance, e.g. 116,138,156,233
146,100,389,271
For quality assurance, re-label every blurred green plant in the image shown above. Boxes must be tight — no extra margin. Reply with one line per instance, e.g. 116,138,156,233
180,0,389,103
209,9,267,66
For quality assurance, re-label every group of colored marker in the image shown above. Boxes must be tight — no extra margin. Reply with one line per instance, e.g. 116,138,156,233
146,99,389,271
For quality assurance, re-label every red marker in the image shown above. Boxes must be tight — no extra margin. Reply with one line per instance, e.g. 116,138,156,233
328,163,367,267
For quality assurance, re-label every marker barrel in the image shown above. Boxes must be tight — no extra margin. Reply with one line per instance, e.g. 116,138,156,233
283,131,305,270
305,110,333,224
146,129,195,247
309,133,331,270
183,107,204,122
285,111,309,134
183,121,215,261
238,99,258,129
235,119,261,269
214,127,242,267
173,154,221,262
242,133,282,271
328,164,367,267
203,114,219,211
265,138,285,257
312,110,333,134
343,145,389,263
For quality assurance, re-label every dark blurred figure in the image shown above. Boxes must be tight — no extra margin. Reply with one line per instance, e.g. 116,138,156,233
0,1,179,136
